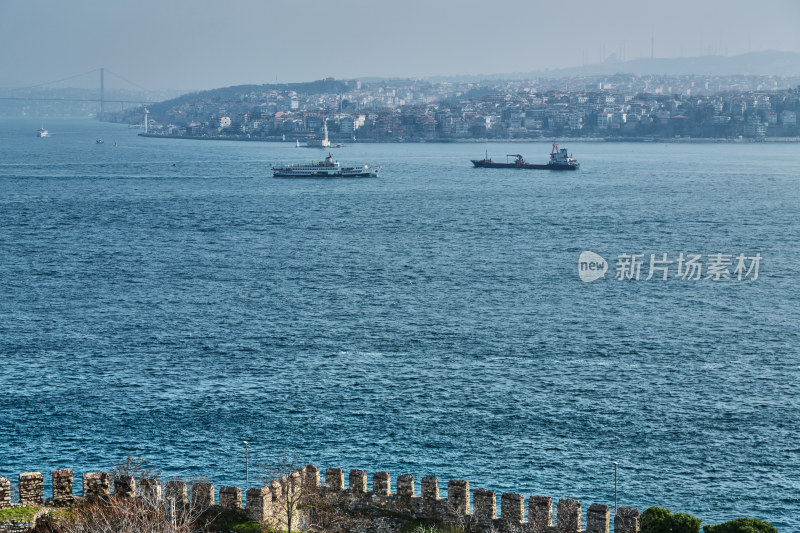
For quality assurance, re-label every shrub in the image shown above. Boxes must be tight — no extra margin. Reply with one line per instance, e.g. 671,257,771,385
702,517,778,533
0,506,42,522
640,506,702,533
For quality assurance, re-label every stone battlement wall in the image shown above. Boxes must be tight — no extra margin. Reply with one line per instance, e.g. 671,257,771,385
0,466,640,533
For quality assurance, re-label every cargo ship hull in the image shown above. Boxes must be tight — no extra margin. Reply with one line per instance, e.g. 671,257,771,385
471,143,580,170
470,160,577,170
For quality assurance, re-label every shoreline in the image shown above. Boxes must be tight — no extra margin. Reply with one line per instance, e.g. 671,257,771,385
138,132,800,144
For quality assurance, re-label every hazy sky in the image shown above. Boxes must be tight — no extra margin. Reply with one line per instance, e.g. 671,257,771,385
1,0,799,91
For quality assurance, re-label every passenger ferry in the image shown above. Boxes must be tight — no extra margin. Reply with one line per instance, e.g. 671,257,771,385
36,125,49,137
272,152,380,178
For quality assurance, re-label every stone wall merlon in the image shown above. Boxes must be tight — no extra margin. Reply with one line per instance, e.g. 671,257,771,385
447,479,470,517
373,472,391,495
0,477,11,510
614,507,640,533
191,482,214,508
51,469,73,506
246,487,270,522
501,492,524,522
556,498,582,533
396,473,414,498
530,495,553,530
19,472,44,506
140,479,162,503
301,464,320,491
113,475,135,498
325,468,344,491
586,503,610,533
219,486,242,509
164,480,187,505
349,469,367,493
82,472,110,499
473,488,496,521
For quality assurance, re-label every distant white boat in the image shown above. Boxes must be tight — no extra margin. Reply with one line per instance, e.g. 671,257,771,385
37,125,48,137
296,139,300,148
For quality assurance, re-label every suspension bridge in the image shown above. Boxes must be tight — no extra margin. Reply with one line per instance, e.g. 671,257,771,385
0,68,159,118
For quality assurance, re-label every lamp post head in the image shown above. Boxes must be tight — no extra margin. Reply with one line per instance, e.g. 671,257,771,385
243,441,248,445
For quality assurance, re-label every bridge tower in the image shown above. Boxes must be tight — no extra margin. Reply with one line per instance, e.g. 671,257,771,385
100,67,105,119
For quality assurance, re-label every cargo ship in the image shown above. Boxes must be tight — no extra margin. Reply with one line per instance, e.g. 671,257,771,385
272,152,380,178
471,143,579,170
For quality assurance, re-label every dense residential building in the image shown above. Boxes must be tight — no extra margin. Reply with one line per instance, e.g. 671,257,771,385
127,74,800,142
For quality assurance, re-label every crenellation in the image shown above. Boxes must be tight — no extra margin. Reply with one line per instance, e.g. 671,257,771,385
246,487,271,522
325,468,344,491
586,503,610,533
349,469,367,494
191,482,214,509
473,488,496,522
0,477,10,509
140,479,162,503
164,480,187,505
396,473,414,499
51,470,73,506
373,472,391,496
556,498,581,533
19,473,44,506
113,475,135,498
614,507,640,533
500,492,524,523
447,479,470,517
82,472,110,500
269,479,281,502
529,495,553,532
219,486,242,509
0,465,642,533
420,476,439,517
302,465,320,492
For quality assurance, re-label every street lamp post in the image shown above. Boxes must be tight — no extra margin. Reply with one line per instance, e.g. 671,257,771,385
243,441,249,490
613,462,618,514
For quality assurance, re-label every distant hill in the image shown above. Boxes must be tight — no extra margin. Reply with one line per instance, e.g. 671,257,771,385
145,78,353,116
432,50,800,82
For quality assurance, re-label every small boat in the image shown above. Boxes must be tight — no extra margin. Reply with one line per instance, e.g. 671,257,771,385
96,139,104,144
296,139,300,148
272,151,380,178
37,125,48,137
471,142,580,170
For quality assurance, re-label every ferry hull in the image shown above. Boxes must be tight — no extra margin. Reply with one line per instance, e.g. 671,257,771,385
273,171,378,178
273,168,380,178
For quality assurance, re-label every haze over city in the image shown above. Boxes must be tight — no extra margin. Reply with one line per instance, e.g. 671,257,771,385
1,0,800,92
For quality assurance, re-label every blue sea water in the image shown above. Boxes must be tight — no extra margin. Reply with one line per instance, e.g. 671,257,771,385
0,118,798,530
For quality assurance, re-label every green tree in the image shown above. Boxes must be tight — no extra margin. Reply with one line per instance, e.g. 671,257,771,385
640,506,701,533
702,517,777,533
